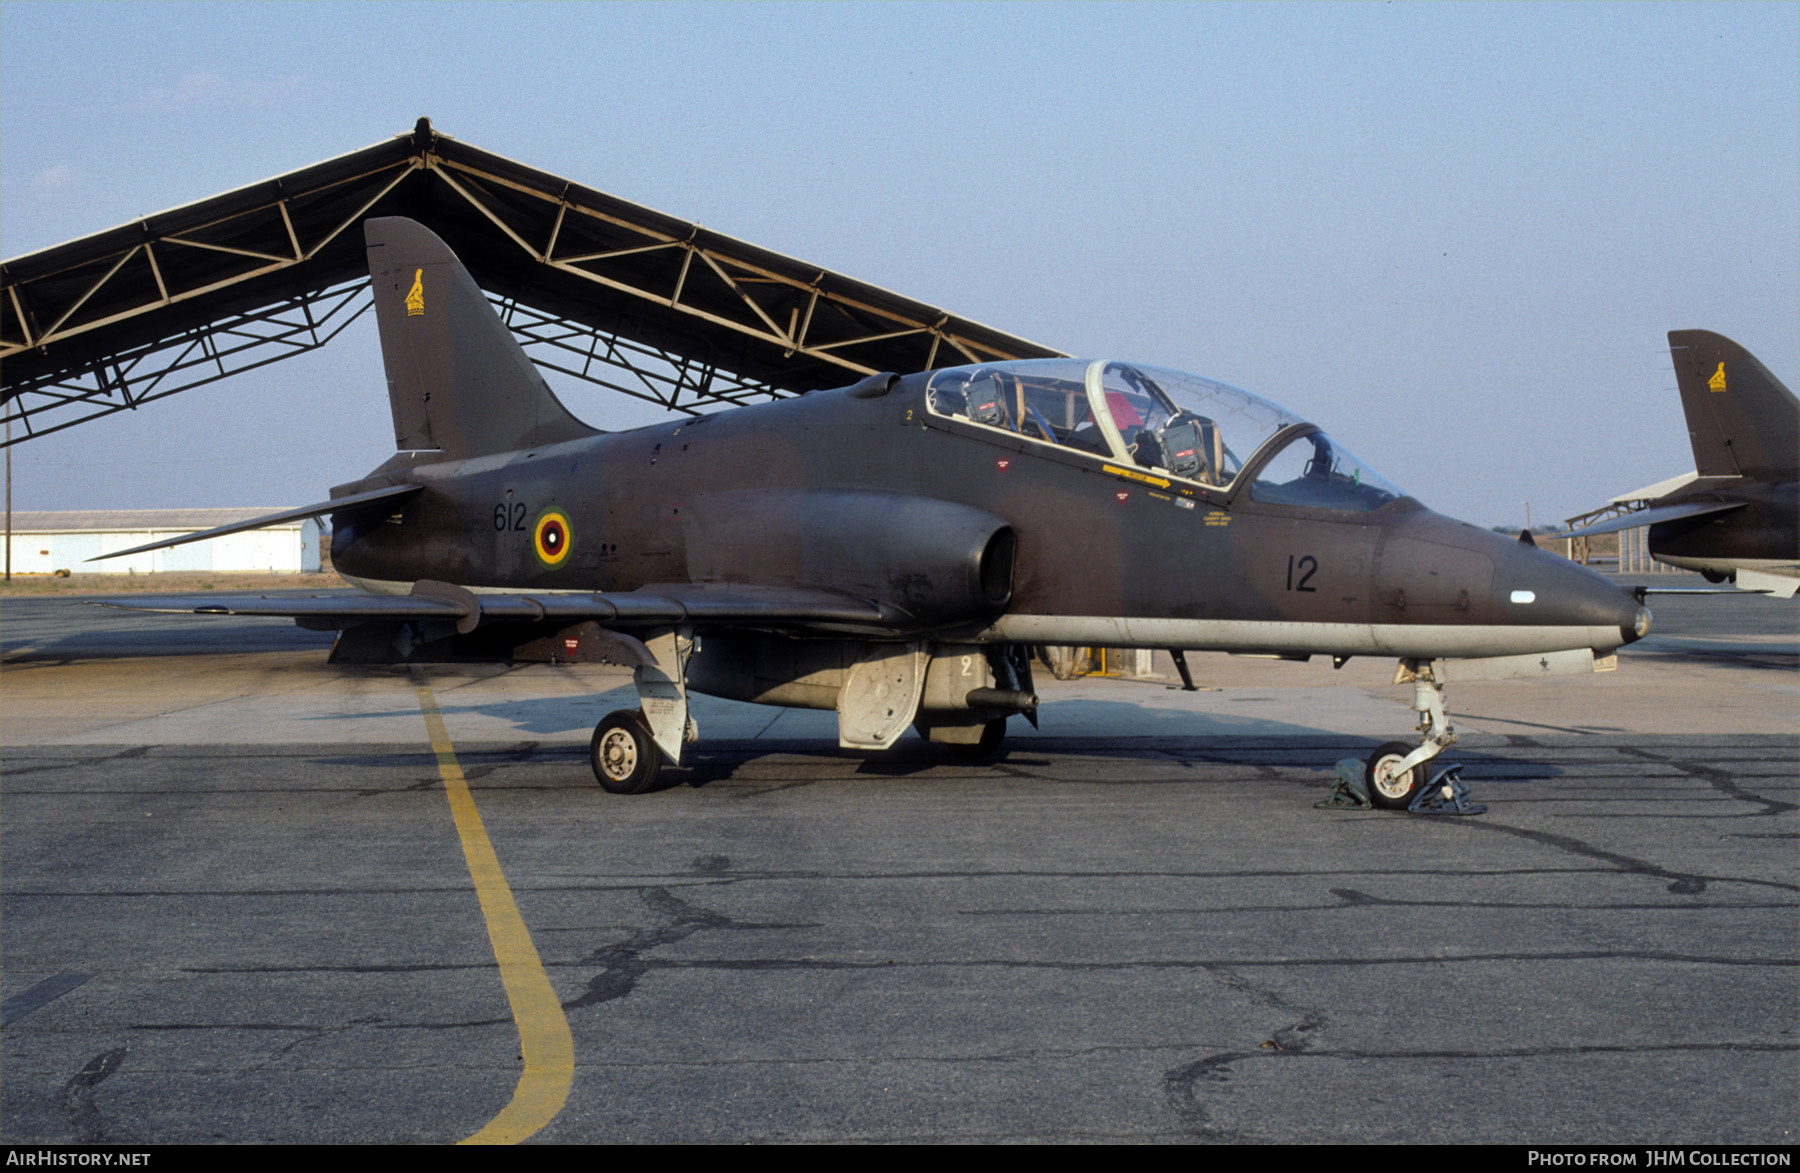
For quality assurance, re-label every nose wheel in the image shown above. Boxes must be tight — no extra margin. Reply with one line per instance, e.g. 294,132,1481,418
1365,740,1427,809
590,710,662,794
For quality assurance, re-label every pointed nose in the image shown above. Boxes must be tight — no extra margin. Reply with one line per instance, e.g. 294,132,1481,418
1495,542,1649,651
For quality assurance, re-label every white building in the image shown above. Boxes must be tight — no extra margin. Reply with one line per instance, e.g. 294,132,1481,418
4,509,321,575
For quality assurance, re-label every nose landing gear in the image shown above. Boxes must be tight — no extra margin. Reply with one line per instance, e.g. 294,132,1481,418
1364,659,1457,810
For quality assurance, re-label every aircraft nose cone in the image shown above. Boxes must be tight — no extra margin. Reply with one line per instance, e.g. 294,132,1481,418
1495,543,1648,650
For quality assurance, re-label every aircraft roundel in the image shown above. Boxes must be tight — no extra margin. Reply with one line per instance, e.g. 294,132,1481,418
534,510,572,566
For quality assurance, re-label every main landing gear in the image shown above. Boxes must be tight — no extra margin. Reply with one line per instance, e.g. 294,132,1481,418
585,627,692,795
590,711,661,795
945,716,1009,759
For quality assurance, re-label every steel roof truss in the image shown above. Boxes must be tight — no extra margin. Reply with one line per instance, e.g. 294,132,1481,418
430,164,546,261
161,236,296,265
290,161,420,261
3,282,370,443
696,250,795,347
41,245,145,341
492,296,787,417
425,154,987,379
3,122,1063,450
2,162,417,361
8,285,36,348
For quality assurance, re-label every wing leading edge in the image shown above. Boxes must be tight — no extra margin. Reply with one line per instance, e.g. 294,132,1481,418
99,580,901,632
86,484,424,563
1560,499,1746,540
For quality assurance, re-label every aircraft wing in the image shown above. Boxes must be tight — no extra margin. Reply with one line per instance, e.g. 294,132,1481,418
99,580,902,631
1560,499,1745,539
87,484,424,562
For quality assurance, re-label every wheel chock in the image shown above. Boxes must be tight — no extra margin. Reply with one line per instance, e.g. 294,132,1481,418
1316,758,1373,809
1407,763,1487,815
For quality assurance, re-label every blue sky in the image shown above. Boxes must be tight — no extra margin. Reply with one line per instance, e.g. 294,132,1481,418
4,1,1796,526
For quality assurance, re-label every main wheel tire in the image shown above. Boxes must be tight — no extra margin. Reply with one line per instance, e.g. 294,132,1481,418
948,717,1008,759
590,711,662,795
1365,740,1426,810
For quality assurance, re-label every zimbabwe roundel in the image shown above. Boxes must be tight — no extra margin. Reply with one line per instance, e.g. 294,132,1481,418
533,510,572,566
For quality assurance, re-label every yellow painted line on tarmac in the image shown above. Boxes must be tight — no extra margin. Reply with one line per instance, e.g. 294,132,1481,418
415,680,574,1145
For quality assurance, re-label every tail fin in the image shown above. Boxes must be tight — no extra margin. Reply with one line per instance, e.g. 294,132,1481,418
1667,330,1798,479
365,217,598,457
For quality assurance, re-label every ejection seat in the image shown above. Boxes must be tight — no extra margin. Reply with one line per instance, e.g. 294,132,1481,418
1161,414,1225,484
966,375,1010,428
1128,427,1168,470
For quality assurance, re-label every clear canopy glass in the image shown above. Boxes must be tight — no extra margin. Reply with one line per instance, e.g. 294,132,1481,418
922,359,1111,458
914,358,1404,508
1093,362,1298,487
1246,430,1405,512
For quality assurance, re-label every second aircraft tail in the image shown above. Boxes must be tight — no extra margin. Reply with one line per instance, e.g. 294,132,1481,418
1667,329,1798,479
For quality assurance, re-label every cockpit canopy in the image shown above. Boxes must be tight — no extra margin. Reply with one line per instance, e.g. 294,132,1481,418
909,359,1406,511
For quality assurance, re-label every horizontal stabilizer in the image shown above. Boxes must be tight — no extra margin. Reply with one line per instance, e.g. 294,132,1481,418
86,484,422,562
1559,500,1744,540
97,581,899,631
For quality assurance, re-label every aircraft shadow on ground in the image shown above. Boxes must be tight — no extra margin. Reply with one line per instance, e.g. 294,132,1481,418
302,690,1563,791
663,735,1562,791
1625,641,1799,673
299,690,1371,744
1,610,335,660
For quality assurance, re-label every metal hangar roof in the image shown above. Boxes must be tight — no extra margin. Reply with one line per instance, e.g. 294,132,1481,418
1,118,1062,445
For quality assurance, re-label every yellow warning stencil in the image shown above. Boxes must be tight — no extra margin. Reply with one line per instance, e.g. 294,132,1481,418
1103,464,1170,489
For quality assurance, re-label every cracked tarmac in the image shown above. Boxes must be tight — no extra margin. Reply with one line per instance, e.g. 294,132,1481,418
1,587,1794,1143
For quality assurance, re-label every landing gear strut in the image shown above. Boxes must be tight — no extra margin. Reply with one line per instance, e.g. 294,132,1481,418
1365,659,1457,811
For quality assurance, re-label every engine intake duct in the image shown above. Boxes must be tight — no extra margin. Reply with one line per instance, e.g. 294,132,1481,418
683,489,1015,627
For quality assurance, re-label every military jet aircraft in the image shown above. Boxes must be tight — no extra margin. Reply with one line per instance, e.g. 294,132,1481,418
1564,330,1798,597
101,217,1649,806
